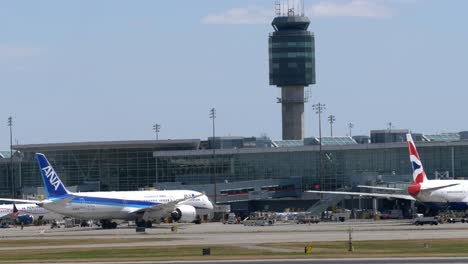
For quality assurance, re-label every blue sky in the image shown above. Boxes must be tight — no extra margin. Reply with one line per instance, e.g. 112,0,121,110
1,0,468,149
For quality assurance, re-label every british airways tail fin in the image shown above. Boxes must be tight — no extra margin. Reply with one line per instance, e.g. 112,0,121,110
35,153,70,198
406,134,428,184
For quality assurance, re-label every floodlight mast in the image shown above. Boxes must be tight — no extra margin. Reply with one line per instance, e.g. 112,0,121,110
152,124,161,140
328,115,336,137
209,108,217,204
8,116,14,198
313,103,326,191
348,123,354,137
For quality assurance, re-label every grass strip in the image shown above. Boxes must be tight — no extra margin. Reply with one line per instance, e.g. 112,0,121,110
0,246,277,262
0,238,178,247
261,238,468,257
2,238,468,262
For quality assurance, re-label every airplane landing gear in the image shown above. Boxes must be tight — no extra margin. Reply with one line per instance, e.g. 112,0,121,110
136,219,153,228
145,221,152,228
100,220,117,229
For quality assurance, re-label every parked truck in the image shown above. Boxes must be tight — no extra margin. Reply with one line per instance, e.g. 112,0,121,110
296,213,320,224
242,212,276,226
413,214,439,226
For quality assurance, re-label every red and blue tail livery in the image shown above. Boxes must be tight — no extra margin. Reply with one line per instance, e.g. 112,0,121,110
406,134,428,184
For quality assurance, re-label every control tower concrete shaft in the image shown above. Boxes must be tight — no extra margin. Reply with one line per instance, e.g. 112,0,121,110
269,15,315,140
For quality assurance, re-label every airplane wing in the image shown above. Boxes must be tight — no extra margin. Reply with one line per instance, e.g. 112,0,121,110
130,193,206,216
357,185,404,191
421,183,460,192
306,190,416,201
0,198,40,204
0,197,74,207
0,204,17,219
0,211,12,219
38,196,75,207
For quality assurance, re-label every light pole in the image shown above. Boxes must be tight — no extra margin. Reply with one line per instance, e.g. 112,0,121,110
313,103,326,191
209,108,217,204
7,116,14,198
328,115,335,137
348,122,354,137
152,124,161,140
387,122,393,131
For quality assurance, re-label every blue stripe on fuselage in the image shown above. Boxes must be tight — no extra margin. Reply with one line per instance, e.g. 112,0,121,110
423,202,468,211
56,194,160,209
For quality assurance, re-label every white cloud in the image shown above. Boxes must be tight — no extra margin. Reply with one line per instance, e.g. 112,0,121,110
201,0,396,25
385,0,424,3
308,0,394,18
0,45,40,59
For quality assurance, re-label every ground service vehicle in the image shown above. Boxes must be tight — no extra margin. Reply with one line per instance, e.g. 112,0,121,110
413,214,439,225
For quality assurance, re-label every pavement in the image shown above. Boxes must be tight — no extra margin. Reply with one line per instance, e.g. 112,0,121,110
1,220,468,250
12,257,468,264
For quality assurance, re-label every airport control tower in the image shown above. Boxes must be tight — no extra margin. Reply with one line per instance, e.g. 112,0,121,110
269,2,315,140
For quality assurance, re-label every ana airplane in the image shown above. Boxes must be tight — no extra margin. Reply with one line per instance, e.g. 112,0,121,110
308,133,468,212
1,153,213,229
0,203,62,224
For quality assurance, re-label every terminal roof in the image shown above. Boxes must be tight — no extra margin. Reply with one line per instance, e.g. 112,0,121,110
424,133,460,142
13,139,200,151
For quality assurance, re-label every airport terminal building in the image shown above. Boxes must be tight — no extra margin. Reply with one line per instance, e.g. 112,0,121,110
2,130,468,213
5,10,464,216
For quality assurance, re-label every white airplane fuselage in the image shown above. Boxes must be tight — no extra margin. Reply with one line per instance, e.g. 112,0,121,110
0,153,214,227
412,180,468,209
43,190,212,220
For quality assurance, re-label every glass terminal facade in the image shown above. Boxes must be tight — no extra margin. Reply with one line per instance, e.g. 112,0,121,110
2,137,468,200
155,142,468,191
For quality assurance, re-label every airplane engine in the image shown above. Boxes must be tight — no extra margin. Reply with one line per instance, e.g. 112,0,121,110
170,204,196,223
17,214,34,225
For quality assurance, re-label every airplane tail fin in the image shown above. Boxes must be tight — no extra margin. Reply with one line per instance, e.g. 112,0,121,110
35,153,70,198
406,134,428,184
12,203,19,217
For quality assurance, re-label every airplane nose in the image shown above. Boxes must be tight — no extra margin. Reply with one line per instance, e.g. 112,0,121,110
205,195,214,210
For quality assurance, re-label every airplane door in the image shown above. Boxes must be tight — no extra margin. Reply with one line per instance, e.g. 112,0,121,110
121,196,128,212
79,197,95,210
79,198,85,210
